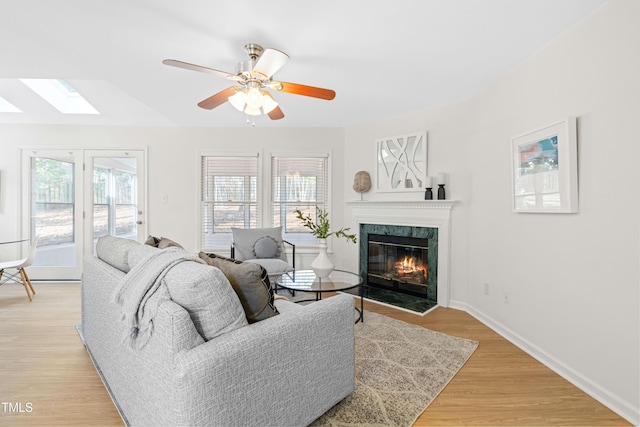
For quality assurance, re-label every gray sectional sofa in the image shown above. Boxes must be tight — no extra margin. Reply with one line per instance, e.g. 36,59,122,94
81,236,356,426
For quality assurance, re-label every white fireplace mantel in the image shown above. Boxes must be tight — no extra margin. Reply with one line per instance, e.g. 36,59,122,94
347,200,458,309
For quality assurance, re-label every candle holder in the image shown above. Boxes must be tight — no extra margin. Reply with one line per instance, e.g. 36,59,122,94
437,184,446,200
424,187,433,200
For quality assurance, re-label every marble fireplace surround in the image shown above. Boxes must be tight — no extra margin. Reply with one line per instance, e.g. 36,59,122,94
347,200,457,308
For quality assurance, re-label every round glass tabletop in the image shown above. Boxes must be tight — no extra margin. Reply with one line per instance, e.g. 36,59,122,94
275,269,362,293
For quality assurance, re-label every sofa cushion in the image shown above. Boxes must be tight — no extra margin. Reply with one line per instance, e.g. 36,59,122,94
231,227,287,262
163,260,248,340
95,235,140,273
199,252,279,323
246,258,293,276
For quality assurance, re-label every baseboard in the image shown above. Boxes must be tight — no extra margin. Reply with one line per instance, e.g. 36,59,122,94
464,305,639,426
446,299,468,312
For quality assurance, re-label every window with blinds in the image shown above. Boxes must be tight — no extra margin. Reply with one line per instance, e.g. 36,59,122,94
201,155,258,249
271,155,328,243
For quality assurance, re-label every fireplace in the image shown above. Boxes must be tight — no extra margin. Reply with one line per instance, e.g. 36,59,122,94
348,200,456,311
351,223,438,310
367,234,429,298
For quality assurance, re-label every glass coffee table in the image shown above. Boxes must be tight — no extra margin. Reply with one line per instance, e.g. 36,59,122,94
275,269,364,323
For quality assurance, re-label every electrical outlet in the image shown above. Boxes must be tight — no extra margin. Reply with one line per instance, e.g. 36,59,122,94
503,291,509,304
483,282,490,296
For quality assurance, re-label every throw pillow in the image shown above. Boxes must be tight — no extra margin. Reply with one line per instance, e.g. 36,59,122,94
231,227,287,261
145,235,183,249
198,252,279,323
144,235,160,246
253,236,279,258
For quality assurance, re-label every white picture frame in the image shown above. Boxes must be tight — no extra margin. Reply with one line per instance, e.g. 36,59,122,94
375,131,427,192
511,117,578,213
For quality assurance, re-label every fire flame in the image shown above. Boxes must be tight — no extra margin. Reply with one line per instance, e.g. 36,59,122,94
395,256,425,274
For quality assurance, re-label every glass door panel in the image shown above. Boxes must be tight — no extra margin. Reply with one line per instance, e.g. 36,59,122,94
21,150,83,280
31,157,76,266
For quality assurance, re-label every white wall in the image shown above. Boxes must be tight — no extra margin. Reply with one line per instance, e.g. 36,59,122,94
466,0,639,421
343,0,639,423
0,125,345,265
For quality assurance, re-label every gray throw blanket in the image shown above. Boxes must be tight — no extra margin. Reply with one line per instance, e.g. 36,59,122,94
112,248,204,349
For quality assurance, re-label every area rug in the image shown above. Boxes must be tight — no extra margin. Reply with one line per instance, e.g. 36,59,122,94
310,311,478,427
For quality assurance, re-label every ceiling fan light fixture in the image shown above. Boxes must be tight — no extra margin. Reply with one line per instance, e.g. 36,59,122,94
245,87,264,109
244,105,262,116
261,93,279,114
228,91,247,111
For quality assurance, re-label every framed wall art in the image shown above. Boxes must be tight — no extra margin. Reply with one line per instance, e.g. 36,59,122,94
511,117,578,213
375,131,427,192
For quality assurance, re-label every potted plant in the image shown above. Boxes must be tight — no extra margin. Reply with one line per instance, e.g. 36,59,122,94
294,207,356,278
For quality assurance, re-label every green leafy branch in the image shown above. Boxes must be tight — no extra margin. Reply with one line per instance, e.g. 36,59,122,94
294,208,357,244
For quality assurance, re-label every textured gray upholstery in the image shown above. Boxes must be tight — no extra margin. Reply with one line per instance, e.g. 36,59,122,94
95,235,140,273
164,259,249,340
82,238,356,426
127,244,162,268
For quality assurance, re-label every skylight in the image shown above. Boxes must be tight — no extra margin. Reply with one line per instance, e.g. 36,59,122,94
0,96,22,113
20,79,99,114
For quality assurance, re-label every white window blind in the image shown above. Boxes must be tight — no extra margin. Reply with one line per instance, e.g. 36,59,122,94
271,155,328,244
201,155,258,249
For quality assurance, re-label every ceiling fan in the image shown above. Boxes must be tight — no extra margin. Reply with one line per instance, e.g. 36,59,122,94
163,43,336,123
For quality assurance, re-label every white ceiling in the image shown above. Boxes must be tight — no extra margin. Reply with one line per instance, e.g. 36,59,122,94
0,0,607,128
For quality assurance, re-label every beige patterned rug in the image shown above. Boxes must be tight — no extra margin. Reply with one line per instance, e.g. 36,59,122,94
311,311,478,427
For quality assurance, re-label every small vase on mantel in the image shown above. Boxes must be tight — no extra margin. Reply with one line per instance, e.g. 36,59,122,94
311,239,334,278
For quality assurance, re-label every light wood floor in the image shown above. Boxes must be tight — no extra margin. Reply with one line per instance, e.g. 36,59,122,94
0,282,630,426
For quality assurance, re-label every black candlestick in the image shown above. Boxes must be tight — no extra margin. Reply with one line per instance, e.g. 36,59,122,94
424,187,433,200
437,184,446,200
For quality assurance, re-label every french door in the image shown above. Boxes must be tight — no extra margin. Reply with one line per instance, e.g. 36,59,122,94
21,149,146,280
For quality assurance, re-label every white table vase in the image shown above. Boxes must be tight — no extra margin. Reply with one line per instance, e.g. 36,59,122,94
311,239,334,278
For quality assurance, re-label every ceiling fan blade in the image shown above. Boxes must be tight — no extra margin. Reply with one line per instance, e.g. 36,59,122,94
268,106,285,120
162,59,236,80
197,86,238,110
277,82,336,100
252,48,289,78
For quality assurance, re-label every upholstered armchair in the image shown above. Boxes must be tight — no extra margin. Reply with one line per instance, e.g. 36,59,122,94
230,227,294,280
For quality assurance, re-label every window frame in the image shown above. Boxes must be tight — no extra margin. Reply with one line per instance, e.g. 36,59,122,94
199,151,261,251
269,151,332,246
